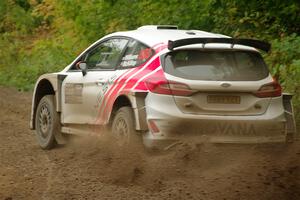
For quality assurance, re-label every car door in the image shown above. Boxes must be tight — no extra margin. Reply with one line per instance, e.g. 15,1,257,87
61,38,129,124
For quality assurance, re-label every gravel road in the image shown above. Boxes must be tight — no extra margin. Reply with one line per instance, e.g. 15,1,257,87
0,86,299,200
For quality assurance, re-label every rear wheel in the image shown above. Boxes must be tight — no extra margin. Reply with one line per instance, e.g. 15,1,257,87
111,107,141,147
35,95,59,149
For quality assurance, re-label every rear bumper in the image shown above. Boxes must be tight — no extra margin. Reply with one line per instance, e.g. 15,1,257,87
143,134,287,150
143,93,287,149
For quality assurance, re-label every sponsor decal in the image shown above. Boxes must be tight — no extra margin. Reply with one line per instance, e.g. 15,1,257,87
94,42,167,125
178,122,257,135
96,56,163,124
96,74,118,107
65,83,83,104
121,54,138,67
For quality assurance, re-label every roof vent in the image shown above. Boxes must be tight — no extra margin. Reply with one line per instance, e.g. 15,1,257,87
137,25,178,30
186,31,196,35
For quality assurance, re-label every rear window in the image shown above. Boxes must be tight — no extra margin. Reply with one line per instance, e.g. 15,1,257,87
163,50,269,81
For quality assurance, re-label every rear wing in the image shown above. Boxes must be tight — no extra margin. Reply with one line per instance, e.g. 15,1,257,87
168,38,271,52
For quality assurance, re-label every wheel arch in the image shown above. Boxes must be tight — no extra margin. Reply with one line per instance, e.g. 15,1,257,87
109,92,148,131
30,74,67,130
109,95,132,127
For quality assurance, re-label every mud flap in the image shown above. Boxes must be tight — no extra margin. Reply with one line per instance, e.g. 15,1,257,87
283,93,297,142
54,113,68,145
130,91,148,131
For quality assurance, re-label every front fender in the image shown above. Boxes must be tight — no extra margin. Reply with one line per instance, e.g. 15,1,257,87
30,73,67,130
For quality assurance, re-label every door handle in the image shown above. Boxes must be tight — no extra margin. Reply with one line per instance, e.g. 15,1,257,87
95,79,107,86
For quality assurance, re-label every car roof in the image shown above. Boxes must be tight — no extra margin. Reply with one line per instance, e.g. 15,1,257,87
104,25,257,51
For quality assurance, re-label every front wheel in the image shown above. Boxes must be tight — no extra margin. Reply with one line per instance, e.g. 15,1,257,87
111,107,141,147
35,95,59,149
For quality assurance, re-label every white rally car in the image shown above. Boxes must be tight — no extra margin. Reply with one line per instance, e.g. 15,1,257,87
30,25,297,149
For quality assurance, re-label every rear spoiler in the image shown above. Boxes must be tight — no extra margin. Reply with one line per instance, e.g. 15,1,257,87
168,38,271,52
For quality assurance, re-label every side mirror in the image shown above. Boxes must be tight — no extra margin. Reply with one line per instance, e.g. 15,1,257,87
78,62,87,76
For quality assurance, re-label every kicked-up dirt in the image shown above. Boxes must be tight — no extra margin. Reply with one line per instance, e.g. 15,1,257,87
0,86,299,200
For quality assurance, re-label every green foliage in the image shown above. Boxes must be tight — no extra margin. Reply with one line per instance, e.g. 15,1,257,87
58,0,211,42
208,0,300,39
0,0,35,34
265,34,300,122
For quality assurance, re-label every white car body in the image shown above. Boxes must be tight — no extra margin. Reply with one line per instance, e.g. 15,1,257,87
30,25,297,149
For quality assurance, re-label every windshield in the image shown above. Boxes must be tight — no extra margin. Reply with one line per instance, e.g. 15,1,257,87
163,50,269,81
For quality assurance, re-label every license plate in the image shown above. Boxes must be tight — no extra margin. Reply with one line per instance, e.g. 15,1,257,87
207,95,241,104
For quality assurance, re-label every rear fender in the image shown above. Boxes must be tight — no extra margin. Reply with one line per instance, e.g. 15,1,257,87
107,92,148,131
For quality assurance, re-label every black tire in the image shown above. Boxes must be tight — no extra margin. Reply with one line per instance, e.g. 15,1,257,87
35,95,59,149
111,107,141,147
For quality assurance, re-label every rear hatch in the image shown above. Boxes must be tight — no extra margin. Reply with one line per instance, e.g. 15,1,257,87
161,49,276,116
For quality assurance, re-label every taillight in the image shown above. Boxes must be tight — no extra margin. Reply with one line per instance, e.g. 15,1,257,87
254,81,282,98
145,77,195,96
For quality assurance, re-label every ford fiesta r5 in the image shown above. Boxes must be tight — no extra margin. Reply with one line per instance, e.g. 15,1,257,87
30,25,297,150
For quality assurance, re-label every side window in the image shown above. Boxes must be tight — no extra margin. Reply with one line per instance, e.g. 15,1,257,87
85,38,128,70
119,40,153,68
